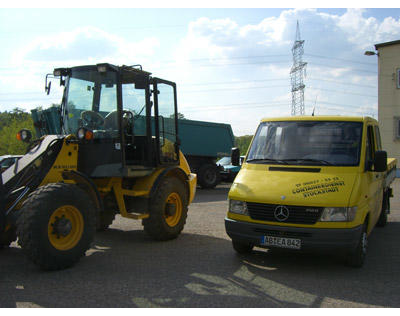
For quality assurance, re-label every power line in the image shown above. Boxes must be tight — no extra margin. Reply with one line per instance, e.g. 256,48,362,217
0,50,379,72
305,53,376,66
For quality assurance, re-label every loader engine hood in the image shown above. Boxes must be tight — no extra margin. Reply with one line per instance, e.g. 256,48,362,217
229,163,359,207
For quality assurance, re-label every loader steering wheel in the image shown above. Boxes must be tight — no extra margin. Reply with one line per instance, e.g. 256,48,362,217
103,110,135,134
81,111,105,130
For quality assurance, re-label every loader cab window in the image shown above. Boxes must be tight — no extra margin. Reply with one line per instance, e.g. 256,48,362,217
63,68,118,135
64,77,95,133
122,83,146,136
154,82,178,164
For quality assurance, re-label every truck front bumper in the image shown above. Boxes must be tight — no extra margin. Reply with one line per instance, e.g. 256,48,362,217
225,217,363,253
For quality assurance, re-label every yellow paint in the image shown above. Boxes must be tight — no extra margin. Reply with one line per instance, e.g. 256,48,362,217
94,150,196,220
165,192,183,227
48,205,83,251
32,138,196,222
40,137,78,186
228,116,397,232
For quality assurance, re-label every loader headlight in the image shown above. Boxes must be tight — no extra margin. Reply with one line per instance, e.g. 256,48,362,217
229,199,248,215
16,129,32,143
319,207,357,222
77,127,94,141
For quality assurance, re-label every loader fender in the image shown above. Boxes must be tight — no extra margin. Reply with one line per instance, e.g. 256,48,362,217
150,166,189,201
62,170,103,213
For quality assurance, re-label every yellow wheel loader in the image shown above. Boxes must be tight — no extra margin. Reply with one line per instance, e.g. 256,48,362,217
0,63,197,270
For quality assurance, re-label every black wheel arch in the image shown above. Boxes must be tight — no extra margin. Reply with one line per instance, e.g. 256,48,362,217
62,170,104,214
150,166,190,202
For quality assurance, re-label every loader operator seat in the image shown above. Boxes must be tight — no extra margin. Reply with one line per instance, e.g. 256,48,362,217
81,110,105,130
103,110,135,135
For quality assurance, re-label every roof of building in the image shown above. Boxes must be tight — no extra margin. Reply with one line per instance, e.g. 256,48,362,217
375,40,400,49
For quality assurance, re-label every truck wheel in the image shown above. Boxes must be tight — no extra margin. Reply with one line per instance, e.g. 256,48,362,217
377,191,389,227
198,164,220,189
232,240,254,254
143,177,188,241
346,222,368,268
0,227,16,249
16,183,96,270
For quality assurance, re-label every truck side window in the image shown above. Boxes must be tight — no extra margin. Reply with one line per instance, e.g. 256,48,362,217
374,126,382,151
365,126,375,171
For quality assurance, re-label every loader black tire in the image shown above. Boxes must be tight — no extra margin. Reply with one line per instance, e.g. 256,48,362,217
96,210,116,231
0,227,16,249
143,177,188,241
17,183,96,271
96,194,117,231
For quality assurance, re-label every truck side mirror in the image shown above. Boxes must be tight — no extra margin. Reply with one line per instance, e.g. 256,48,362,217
231,147,240,166
374,150,387,172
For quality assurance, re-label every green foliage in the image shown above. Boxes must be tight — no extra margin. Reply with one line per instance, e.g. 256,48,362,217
235,135,253,155
169,112,186,120
0,108,36,155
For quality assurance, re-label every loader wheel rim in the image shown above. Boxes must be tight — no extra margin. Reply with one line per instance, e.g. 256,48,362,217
165,193,182,227
48,205,84,251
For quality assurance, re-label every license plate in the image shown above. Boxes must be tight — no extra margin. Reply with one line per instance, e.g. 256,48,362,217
260,235,301,250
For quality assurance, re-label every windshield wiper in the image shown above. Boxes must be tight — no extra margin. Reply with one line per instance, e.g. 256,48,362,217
246,158,289,165
282,158,333,165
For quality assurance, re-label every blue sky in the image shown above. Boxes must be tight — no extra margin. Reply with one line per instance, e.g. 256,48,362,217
1,5,400,135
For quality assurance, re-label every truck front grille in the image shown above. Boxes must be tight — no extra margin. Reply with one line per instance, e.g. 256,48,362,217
247,202,323,224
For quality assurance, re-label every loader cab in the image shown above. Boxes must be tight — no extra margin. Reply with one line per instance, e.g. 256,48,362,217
58,63,179,177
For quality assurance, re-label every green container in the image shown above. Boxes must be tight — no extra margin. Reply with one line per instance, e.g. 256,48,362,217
31,106,61,137
31,107,234,159
178,119,234,158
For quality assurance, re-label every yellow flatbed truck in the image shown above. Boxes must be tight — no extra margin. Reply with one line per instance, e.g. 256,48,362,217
225,116,396,267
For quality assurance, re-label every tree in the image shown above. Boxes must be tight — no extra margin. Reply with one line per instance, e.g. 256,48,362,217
169,112,186,120
235,135,253,155
0,109,36,155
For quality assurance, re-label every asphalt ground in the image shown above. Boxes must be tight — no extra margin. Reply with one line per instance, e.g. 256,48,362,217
1,181,400,308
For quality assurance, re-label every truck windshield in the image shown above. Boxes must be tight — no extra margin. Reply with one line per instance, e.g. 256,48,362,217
247,121,363,166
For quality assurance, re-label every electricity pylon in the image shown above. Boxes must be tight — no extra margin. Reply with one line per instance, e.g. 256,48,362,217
290,21,307,116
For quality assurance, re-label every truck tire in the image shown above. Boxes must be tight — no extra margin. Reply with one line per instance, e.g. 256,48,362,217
198,164,220,189
346,221,368,268
232,240,254,254
16,183,96,270
143,177,188,241
376,191,389,227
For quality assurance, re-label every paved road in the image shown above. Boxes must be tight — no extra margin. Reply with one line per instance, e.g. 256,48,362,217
1,181,400,307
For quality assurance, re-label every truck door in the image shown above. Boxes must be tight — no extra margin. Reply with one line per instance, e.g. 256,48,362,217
152,79,179,165
365,125,383,229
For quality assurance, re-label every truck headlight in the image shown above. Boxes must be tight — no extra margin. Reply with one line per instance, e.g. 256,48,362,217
229,200,248,215
319,207,357,222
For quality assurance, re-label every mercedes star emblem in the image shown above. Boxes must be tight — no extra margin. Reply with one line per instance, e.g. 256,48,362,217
274,205,290,222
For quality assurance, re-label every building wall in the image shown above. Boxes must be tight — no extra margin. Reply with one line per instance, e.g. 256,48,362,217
377,43,400,168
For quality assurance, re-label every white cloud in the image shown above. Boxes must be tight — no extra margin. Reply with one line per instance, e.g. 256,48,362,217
20,26,160,65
